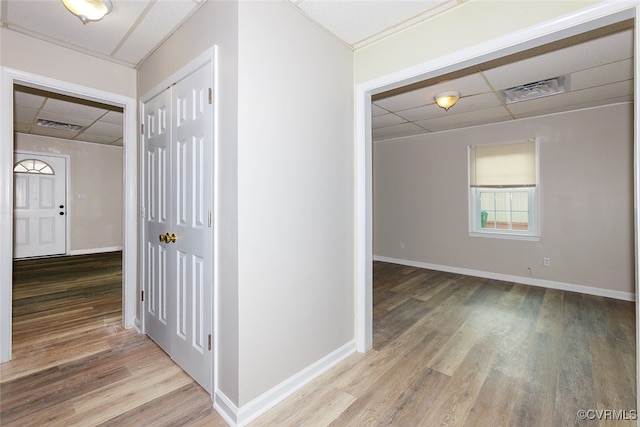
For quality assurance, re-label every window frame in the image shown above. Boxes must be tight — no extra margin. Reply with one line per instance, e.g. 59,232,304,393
468,138,540,241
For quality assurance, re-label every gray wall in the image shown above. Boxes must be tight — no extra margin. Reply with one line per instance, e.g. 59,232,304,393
374,103,634,295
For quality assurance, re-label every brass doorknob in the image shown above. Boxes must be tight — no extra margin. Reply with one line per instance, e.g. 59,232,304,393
159,233,176,243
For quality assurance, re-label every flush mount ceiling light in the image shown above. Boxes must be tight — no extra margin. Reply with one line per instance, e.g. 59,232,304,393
62,0,113,24
434,91,460,111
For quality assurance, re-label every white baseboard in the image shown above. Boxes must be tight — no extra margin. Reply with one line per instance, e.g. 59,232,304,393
214,391,238,427
214,340,356,426
68,246,123,256
374,255,635,302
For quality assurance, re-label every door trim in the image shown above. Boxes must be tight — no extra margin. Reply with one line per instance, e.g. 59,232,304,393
13,150,70,258
0,67,138,363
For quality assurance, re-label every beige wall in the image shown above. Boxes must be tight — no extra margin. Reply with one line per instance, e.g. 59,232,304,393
237,0,354,405
373,103,634,294
355,0,599,83
0,28,135,97
15,133,123,253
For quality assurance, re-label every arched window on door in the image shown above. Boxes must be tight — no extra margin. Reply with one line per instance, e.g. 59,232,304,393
13,159,55,175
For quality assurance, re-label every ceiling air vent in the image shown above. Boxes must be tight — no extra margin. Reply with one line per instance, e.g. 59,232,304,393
500,75,569,104
36,119,84,132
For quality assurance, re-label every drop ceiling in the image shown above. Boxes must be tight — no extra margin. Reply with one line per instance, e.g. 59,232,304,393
1,0,206,68
3,1,635,145
14,85,124,146
372,20,634,141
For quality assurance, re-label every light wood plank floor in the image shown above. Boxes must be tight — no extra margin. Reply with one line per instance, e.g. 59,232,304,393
2,256,636,426
252,262,636,427
1,252,227,427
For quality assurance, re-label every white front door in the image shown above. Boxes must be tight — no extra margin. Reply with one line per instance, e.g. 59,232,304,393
143,62,214,393
13,152,67,259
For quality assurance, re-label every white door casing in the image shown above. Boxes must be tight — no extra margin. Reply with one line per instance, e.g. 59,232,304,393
1,69,137,365
143,61,214,393
13,152,67,259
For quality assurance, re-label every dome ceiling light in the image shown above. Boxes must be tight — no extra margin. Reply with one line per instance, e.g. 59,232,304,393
62,0,113,24
434,91,460,111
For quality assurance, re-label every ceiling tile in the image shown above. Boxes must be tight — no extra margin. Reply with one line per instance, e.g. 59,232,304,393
372,122,428,141
14,122,31,133
2,0,202,68
37,110,95,127
372,113,407,129
570,58,633,91
482,28,634,91
375,73,492,112
371,103,389,117
14,91,45,109
114,1,200,65
77,134,120,145
414,106,512,132
507,80,633,117
101,111,124,124
395,92,504,122
43,98,107,120
84,120,123,138
14,105,39,125
5,0,147,56
29,126,79,140
294,0,454,46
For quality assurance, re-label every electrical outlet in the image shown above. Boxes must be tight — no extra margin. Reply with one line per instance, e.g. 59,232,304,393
400,242,405,249
543,257,550,267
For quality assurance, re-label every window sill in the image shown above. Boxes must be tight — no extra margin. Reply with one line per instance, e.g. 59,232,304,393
469,231,540,242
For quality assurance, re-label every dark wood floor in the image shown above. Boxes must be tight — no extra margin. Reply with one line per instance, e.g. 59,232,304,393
2,256,636,426
1,252,226,426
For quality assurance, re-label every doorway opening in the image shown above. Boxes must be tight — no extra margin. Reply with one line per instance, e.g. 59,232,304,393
355,0,639,411
10,84,126,362
0,70,137,363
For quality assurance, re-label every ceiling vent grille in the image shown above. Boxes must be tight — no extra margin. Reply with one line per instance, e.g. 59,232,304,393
500,75,569,104
36,119,84,132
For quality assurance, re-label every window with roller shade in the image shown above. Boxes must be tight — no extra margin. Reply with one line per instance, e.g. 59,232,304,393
468,139,539,239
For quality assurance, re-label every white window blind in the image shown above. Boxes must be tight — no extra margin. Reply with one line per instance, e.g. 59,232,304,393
469,140,536,188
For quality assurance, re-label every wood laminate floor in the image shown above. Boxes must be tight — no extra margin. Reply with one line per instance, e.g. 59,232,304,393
252,262,637,427
1,256,636,426
1,252,226,427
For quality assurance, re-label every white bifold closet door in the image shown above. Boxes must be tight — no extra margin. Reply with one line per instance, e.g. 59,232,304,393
143,62,214,393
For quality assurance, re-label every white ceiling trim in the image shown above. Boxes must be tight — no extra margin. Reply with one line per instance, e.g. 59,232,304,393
289,0,465,50
351,0,463,49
